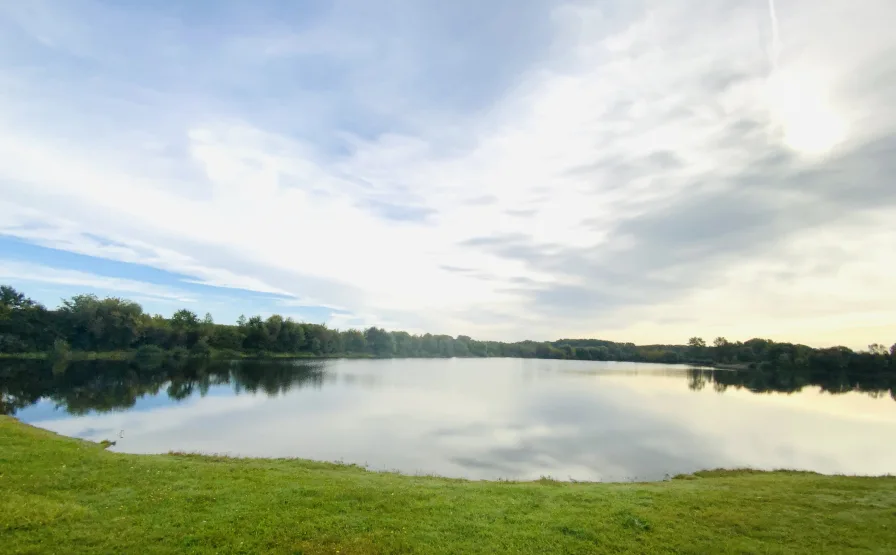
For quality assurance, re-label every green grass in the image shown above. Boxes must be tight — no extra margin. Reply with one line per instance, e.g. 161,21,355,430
2,417,895,554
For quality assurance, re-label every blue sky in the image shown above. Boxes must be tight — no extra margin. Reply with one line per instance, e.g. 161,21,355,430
1,0,895,348
0,235,339,324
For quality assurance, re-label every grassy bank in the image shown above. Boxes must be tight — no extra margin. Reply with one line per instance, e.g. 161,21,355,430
1,417,894,554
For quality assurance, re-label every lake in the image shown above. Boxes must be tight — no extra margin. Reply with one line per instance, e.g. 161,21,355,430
3,357,895,482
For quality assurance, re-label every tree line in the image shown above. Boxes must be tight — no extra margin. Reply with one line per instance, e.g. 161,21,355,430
1,285,894,374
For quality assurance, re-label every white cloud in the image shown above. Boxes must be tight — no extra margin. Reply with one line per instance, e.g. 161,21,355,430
1,0,894,347
0,260,196,303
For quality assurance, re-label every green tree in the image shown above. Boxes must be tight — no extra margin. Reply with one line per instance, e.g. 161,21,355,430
285,319,306,352
171,309,199,331
0,286,53,353
421,334,438,356
342,330,367,353
264,315,284,349
365,327,395,357
688,337,706,360
60,295,143,351
454,336,471,357
208,325,244,350
437,336,455,357
3,284,895,379
0,285,36,316
243,316,270,351
713,337,732,362
560,344,576,359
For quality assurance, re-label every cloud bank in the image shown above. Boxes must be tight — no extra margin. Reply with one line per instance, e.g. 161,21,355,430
1,0,894,348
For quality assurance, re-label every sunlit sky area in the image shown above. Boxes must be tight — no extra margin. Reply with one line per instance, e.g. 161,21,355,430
1,0,894,349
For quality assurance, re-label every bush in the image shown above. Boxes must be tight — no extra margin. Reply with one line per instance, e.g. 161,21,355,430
134,345,166,369
49,339,72,361
0,334,28,354
168,346,190,361
190,337,211,358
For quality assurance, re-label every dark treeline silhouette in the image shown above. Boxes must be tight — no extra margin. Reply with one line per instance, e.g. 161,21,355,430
1,285,894,373
0,357,327,416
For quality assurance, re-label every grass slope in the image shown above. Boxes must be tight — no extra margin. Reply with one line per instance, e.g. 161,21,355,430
1,417,894,554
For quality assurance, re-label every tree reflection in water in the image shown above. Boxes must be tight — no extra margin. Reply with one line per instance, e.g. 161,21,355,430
2,357,894,417
0,358,328,416
687,366,895,401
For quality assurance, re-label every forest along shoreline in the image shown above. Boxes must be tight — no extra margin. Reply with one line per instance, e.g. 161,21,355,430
2,285,894,374
4,284,896,551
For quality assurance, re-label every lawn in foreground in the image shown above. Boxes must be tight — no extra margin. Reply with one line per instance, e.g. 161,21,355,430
1,416,894,554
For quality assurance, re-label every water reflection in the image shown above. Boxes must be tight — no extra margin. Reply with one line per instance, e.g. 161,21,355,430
2,357,895,481
1,358,327,415
687,366,896,400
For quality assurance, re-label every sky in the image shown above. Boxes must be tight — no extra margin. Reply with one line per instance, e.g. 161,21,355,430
1,0,894,349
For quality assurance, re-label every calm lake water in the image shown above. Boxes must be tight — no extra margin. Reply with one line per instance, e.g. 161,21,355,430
4,357,896,481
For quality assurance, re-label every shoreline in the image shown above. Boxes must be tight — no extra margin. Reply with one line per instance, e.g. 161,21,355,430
0,349,376,361
0,349,737,367
9,416,890,485
2,416,895,553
